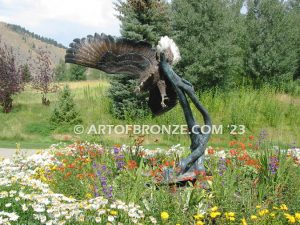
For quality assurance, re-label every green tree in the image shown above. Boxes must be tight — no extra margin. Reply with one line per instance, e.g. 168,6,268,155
172,0,244,90
50,85,82,128
54,59,67,81
245,0,298,87
109,0,172,119
286,0,300,81
108,75,150,120
116,0,172,44
22,64,31,83
69,64,87,81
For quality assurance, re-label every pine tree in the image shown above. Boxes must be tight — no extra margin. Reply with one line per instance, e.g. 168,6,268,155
50,85,82,127
69,64,87,81
172,0,244,90
116,0,172,44
54,59,67,81
22,64,31,83
109,0,171,120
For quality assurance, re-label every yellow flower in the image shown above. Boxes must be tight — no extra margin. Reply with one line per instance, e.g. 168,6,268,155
241,217,247,225
210,206,218,212
251,215,258,220
51,165,57,170
210,212,221,218
295,213,300,220
256,205,261,209
273,206,279,210
225,212,235,221
225,212,235,217
176,224,181,225
85,193,92,199
110,210,118,216
161,211,169,220
284,213,296,224
196,221,204,225
258,209,269,216
280,204,288,211
41,176,47,182
194,214,204,220
270,213,276,218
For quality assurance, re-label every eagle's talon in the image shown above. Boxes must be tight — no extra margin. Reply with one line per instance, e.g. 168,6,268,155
161,102,167,108
161,96,169,108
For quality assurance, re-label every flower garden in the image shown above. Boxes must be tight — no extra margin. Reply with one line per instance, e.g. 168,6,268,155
0,134,300,225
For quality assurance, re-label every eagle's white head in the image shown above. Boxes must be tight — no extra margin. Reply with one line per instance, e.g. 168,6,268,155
156,36,181,65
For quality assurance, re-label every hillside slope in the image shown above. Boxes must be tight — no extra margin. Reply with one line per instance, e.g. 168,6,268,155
0,21,66,75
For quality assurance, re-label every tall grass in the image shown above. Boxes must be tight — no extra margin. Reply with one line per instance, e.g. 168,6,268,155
0,81,299,149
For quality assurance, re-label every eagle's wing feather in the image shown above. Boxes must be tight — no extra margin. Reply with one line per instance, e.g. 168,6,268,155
65,33,178,116
65,33,157,77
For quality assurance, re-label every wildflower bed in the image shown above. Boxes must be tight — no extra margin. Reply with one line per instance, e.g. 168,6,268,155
0,136,300,224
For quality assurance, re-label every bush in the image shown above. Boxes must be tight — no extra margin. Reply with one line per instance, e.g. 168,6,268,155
50,85,82,128
69,64,87,81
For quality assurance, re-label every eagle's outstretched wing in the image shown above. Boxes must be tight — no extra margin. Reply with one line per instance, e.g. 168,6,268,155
65,33,178,116
65,33,157,80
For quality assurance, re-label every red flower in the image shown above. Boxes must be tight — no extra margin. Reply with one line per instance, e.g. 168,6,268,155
249,135,255,140
67,164,75,169
229,149,238,156
208,149,215,155
229,141,237,147
76,174,84,179
226,159,231,165
127,160,138,170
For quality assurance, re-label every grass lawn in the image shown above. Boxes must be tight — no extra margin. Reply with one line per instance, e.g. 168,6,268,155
0,80,299,149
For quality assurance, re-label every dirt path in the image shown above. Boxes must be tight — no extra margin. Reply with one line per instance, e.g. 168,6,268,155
0,148,37,159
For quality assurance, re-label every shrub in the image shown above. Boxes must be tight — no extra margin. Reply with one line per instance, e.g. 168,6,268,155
50,85,82,128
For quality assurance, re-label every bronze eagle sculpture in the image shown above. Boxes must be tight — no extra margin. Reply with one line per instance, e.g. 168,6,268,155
65,33,212,182
65,33,181,116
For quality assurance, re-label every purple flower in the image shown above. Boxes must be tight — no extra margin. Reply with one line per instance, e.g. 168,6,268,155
218,157,227,176
258,129,268,146
269,156,279,174
101,165,107,171
94,185,100,197
113,147,120,155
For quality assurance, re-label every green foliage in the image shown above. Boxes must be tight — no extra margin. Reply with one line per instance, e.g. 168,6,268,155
69,64,87,81
287,0,300,81
109,0,172,120
50,85,82,128
25,121,52,136
108,75,150,120
115,0,172,45
54,59,68,81
22,64,31,83
172,0,245,90
245,0,298,87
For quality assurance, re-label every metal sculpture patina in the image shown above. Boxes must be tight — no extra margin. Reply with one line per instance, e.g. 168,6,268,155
65,33,212,182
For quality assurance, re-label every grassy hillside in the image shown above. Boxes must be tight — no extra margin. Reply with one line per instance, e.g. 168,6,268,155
0,80,299,149
0,21,65,75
